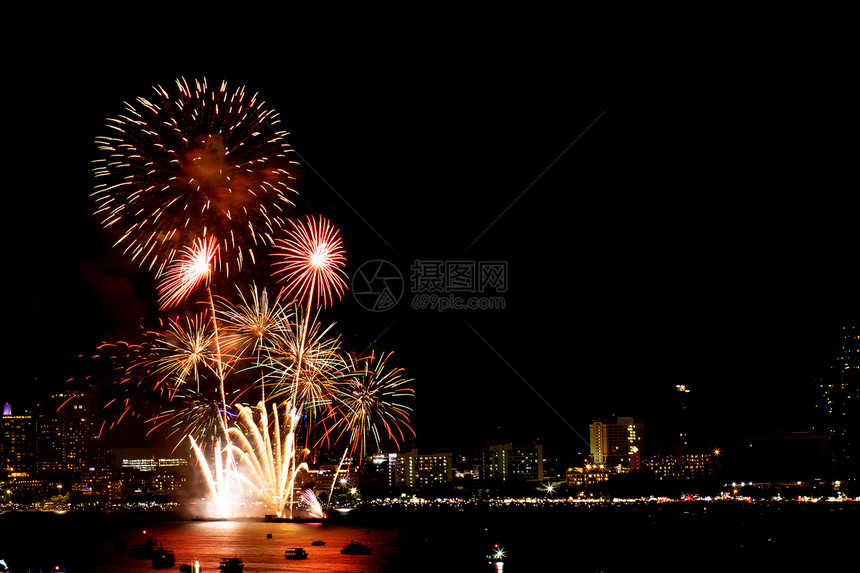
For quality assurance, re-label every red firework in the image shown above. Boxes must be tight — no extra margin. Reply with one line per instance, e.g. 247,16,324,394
271,215,347,311
157,236,219,309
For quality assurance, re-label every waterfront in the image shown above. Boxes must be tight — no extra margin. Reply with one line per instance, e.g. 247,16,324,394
1,500,858,572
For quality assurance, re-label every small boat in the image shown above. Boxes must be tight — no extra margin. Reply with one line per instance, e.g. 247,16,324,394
284,547,309,560
341,540,372,555
311,540,326,546
129,538,158,558
219,557,244,572
180,561,202,573
486,543,507,563
152,547,176,569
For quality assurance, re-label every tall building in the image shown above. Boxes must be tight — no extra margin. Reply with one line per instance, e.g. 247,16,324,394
1,407,36,477
36,388,101,475
589,417,644,470
816,325,859,479
643,452,713,481
480,442,544,482
388,449,452,491
674,384,691,451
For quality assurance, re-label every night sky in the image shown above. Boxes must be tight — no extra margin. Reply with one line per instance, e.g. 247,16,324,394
6,25,858,461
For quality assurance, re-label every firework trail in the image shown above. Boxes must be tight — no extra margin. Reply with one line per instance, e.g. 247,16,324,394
226,401,309,518
92,77,299,277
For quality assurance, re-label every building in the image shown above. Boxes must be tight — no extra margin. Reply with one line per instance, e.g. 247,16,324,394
36,388,101,475
674,384,691,451
109,448,190,473
589,417,644,470
1,407,36,477
107,448,190,498
643,452,713,481
388,449,452,491
480,442,544,482
565,462,613,488
816,325,859,480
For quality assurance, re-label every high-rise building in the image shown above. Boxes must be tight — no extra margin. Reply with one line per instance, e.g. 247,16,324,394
589,416,644,470
674,384,691,451
36,388,101,475
816,325,859,479
643,452,713,481
1,407,36,477
388,449,452,491
480,442,544,482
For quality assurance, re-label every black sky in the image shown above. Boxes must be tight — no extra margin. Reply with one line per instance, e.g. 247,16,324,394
6,24,858,460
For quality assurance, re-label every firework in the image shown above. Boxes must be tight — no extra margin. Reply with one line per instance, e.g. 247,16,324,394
271,215,348,311
216,284,291,366
92,77,299,277
145,314,216,392
147,385,242,448
225,401,309,518
157,236,219,309
95,340,154,430
190,436,241,518
326,351,415,459
89,78,417,519
261,307,344,416
300,488,325,519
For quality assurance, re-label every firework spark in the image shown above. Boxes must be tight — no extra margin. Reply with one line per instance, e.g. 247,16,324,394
226,401,309,518
271,215,348,311
326,351,415,459
145,314,215,391
92,77,299,277
301,488,325,519
157,236,219,309
263,308,345,417
216,284,291,367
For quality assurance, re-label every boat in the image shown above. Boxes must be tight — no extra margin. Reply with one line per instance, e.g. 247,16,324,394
486,543,507,563
180,561,202,573
129,538,158,558
219,557,244,572
152,547,176,569
284,547,309,560
311,540,326,546
341,540,372,555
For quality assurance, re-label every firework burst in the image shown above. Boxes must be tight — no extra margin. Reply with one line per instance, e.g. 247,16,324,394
157,236,219,309
145,314,216,392
271,215,348,311
326,351,415,459
263,308,345,416
92,77,299,277
216,284,291,365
